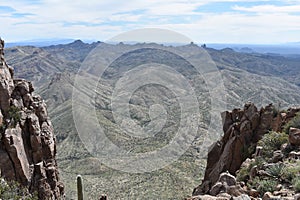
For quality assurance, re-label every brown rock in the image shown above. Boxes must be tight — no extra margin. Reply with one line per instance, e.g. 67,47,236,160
0,109,3,126
210,182,225,196
262,192,281,200
289,127,300,146
232,194,251,200
254,146,263,157
193,103,278,196
99,195,108,200
226,185,245,197
0,39,14,112
217,193,232,199
0,39,64,199
186,194,231,200
248,189,259,198
271,150,284,163
218,172,236,186
262,192,272,200
249,165,257,180
3,127,31,185
289,151,300,160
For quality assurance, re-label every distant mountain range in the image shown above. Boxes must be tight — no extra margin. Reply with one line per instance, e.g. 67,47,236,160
6,38,300,55
4,40,300,199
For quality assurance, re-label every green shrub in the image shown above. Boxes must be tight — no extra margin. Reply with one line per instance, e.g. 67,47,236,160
283,112,300,134
257,131,288,158
282,161,300,183
237,157,266,183
0,179,38,200
7,106,21,127
258,178,277,195
266,163,285,178
293,177,300,193
249,177,277,196
236,165,249,182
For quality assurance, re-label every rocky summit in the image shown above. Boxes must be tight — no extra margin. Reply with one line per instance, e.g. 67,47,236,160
190,103,300,200
0,39,64,199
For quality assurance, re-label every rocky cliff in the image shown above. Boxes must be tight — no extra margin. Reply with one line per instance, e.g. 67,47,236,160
0,39,64,199
191,103,300,200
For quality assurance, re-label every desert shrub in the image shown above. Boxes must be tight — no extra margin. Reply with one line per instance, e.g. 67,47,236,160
282,161,300,183
258,179,277,195
0,179,38,200
237,157,265,183
236,165,249,182
249,177,277,196
266,163,285,178
293,178,300,193
257,131,288,158
283,112,300,134
7,106,21,127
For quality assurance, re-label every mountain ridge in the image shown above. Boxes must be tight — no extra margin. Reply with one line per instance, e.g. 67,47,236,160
3,39,300,199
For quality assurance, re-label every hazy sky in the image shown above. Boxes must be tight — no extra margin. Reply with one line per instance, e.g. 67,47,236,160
1,0,300,44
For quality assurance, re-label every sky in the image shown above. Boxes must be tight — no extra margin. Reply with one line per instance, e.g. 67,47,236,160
1,0,300,44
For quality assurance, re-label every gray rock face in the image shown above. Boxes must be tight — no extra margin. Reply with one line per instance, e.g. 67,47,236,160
0,39,64,199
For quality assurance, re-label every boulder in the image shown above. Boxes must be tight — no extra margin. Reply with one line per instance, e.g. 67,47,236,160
232,194,251,200
289,127,300,146
289,151,300,160
294,193,300,200
271,150,284,163
218,172,236,186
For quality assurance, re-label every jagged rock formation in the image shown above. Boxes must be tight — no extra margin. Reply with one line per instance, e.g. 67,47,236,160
0,39,64,199
191,103,300,199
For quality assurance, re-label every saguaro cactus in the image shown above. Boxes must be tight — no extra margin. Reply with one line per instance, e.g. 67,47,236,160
77,175,83,200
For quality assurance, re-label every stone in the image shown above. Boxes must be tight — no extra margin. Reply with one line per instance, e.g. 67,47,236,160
249,165,257,180
262,192,272,200
99,195,108,200
294,193,300,200
255,146,263,157
186,195,231,200
262,192,281,200
0,39,64,199
3,127,31,185
232,194,251,200
218,172,236,186
0,109,3,126
271,150,284,163
289,127,300,146
210,182,225,196
275,184,283,191
193,103,277,196
248,189,259,198
289,151,300,160
226,185,245,197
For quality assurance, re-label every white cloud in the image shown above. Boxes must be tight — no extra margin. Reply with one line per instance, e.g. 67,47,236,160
233,4,300,13
1,0,300,43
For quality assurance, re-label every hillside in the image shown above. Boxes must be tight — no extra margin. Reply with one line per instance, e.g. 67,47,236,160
189,103,300,199
4,41,300,199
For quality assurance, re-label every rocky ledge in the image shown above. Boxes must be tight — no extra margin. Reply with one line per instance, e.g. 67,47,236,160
189,103,300,200
0,39,64,199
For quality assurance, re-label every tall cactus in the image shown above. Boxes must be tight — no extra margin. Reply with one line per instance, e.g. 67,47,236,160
77,175,83,200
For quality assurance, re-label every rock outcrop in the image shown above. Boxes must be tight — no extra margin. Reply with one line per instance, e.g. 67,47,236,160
0,39,64,199
192,103,300,199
